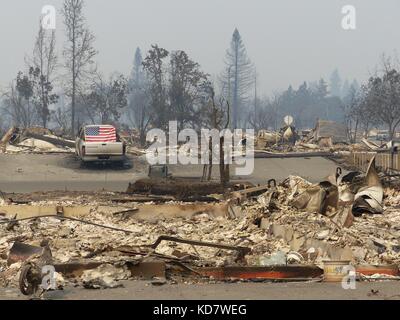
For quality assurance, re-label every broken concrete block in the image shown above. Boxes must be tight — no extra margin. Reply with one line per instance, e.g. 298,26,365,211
81,264,130,289
290,232,306,252
259,251,287,266
316,230,330,240
269,224,294,243
331,205,354,228
260,218,270,230
352,247,368,262
287,251,304,264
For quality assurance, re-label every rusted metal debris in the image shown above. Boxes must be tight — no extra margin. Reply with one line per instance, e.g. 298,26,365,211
7,235,251,293
111,195,176,203
195,265,323,281
128,261,166,279
7,242,52,267
148,236,251,260
112,208,139,217
112,195,219,203
7,240,168,295
115,236,251,262
352,156,384,216
54,260,166,280
128,203,235,220
127,178,226,198
254,151,337,159
10,242,54,296
231,180,276,204
19,262,43,296
0,215,136,234
54,261,104,278
18,258,166,295
288,157,385,228
356,264,399,277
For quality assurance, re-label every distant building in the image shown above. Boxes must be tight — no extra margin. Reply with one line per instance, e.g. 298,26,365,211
313,120,348,144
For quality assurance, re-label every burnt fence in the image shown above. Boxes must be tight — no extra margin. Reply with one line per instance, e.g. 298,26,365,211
349,151,400,172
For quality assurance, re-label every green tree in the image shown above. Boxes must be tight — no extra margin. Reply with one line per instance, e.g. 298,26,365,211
364,67,400,140
84,74,128,124
31,21,58,128
142,45,169,128
169,50,208,130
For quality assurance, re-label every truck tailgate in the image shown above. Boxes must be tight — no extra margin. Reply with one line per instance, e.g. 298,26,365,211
84,142,124,155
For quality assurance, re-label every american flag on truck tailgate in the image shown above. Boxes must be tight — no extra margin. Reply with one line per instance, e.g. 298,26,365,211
85,126,117,142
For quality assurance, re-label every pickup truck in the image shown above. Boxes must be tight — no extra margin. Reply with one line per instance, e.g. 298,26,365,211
76,125,126,163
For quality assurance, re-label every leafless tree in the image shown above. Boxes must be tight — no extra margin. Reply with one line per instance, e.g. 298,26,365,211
127,87,151,146
53,101,71,135
61,0,97,135
342,84,360,143
201,82,230,186
2,73,38,128
220,28,254,129
363,56,400,140
31,21,58,128
248,97,279,132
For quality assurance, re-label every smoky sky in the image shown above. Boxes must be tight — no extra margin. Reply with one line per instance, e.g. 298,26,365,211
0,0,399,95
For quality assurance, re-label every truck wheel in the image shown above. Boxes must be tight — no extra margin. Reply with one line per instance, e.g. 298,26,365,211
116,161,125,168
19,263,41,296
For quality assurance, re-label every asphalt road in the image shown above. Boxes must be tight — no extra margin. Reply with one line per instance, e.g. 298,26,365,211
0,281,399,300
0,154,340,193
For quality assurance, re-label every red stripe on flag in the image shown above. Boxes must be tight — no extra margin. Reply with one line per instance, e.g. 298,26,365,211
85,126,117,143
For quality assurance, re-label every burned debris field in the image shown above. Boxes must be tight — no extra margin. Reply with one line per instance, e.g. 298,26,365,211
1,0,400,304
0,123,400,300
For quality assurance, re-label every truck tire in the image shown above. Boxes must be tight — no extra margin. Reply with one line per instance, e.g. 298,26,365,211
115,160,125,168
80,160,88,168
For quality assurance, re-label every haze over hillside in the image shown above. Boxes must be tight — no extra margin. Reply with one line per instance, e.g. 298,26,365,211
0,0,399,94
